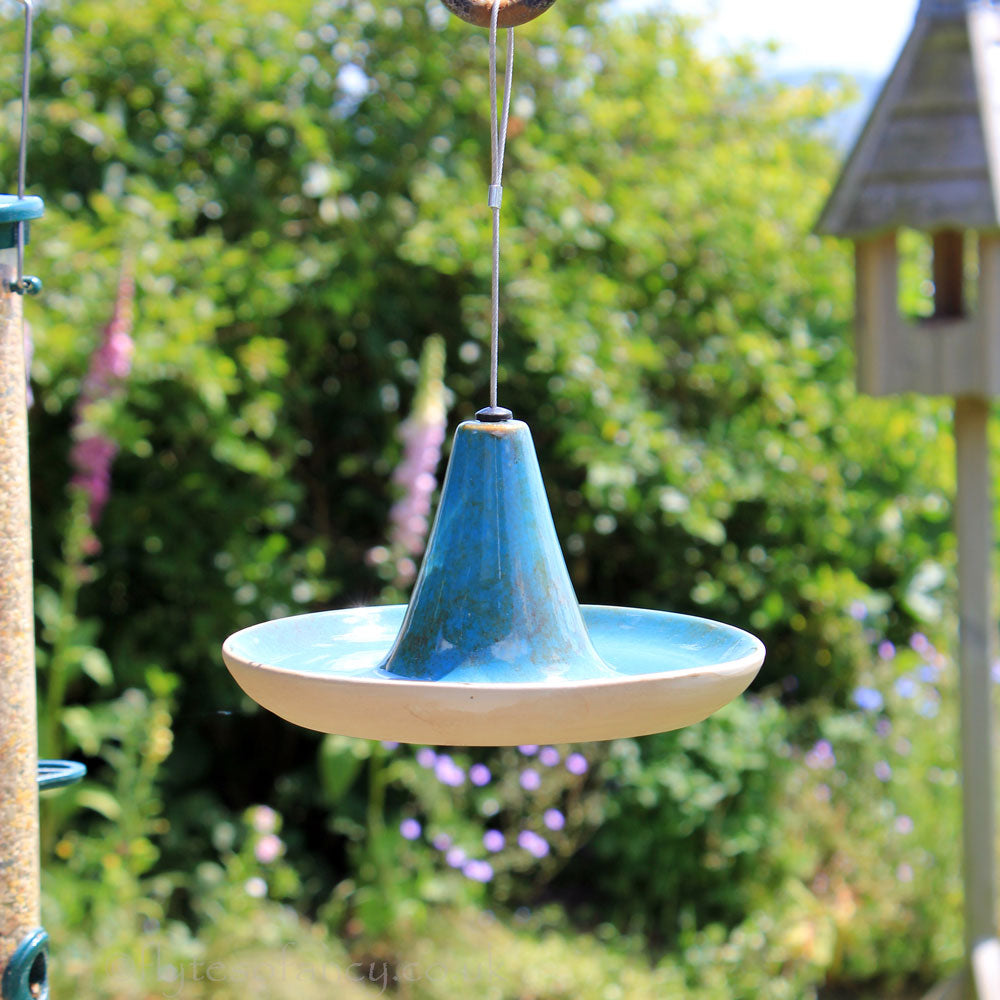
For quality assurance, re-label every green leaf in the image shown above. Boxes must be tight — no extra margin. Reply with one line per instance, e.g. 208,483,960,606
76,787,121,821
318,736,369,805
61,706,102,756
79,647,113,686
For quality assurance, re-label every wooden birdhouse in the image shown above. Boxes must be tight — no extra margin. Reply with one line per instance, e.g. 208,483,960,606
817,0,1000,398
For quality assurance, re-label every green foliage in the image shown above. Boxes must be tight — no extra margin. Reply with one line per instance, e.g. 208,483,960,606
316,738,444,938
43,686,178,989
556,697,794,940
43,690,368,1000
771,632,965,989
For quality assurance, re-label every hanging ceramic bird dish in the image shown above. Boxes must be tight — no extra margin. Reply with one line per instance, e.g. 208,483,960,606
222,0,766,746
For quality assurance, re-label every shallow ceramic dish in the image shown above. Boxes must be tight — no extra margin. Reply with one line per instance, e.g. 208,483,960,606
223,604,764,745
224,419,765,745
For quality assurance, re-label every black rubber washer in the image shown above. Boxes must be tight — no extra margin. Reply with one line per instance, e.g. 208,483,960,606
476,405,513,422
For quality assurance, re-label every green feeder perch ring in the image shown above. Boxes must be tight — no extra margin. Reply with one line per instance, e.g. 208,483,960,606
1,928,47,1000
37,759,86,791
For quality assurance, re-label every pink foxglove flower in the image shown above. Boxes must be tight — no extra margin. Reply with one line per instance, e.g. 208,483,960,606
376,335,448,585
69,263,135,531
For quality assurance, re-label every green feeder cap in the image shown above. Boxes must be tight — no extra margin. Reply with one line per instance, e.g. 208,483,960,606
0,195,43,251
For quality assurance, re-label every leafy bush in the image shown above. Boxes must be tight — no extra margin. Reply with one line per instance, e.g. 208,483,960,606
771,625,965,989
317,704,793,945
555,697,794,940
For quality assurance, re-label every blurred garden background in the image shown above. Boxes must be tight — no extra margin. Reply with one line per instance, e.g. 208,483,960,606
1,0,984,996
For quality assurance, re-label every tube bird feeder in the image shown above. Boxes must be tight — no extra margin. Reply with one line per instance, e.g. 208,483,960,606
1,7,84,997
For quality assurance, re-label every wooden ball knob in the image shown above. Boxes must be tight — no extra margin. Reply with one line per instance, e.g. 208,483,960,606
440,0,557,28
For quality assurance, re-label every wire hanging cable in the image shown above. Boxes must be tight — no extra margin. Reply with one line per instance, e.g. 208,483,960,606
15,1,34,293
487,0,514,412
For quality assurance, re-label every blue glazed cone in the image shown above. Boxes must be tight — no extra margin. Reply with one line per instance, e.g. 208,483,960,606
380,419,612,682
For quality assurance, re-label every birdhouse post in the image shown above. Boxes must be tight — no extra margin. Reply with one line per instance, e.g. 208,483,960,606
819,2,1000,996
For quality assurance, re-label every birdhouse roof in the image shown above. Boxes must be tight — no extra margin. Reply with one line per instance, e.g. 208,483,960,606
817,0,1000,236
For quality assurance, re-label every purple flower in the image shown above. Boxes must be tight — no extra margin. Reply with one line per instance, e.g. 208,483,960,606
254,833,283,864
815,784,831,803
874,760,892,782
919,699,939,719
381,741,399,750
434,754,465,787
539,747,560,767
852,687,884,712
519,769,541,791
806,740,835,769
894,815,914,835
69,438,119,536
543,808,565,831
518,745,539,756
896,863,914,883
565,753,588,776
849,600,868,621
919,664,938,683
992,662,1000,685
895,677,917,699
399,818,422,841
416,747,437,769
517,830,549,859
462,859,494,883
877,641,896,661
876,718,892,738
910,633,930,654
431,833,452,851
469,763,492,786
70,263,135,530
483,829,505,852
445,846,467,868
